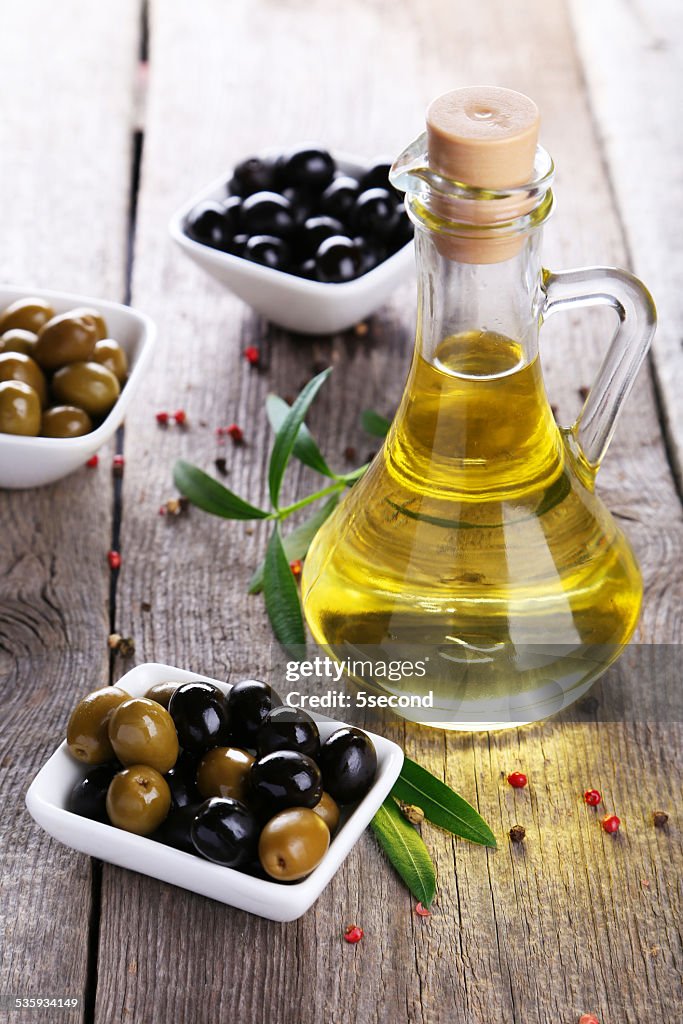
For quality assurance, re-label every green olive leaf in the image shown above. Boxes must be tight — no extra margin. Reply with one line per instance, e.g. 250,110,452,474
268,368,333,508
262,523,306,654
248,493,340,594
392,756,497,848
174,460,271,520
361,408,391,438
371,797,436,907
266,394,334,478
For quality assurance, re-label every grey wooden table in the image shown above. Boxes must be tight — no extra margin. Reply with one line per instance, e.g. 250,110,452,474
1,2,681,1022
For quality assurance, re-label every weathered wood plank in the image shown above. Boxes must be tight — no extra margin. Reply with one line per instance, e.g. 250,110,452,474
568,0,683,488
0,1,141,1019
95,1,682,1022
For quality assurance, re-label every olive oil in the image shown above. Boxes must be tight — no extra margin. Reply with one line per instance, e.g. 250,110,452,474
302,331,642,729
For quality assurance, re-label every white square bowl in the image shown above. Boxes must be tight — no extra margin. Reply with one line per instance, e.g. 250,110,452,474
169,152,414,335
0,284,156,490
25,662,404,922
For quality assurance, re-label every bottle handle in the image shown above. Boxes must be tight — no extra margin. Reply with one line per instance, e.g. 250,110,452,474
542,267,656,469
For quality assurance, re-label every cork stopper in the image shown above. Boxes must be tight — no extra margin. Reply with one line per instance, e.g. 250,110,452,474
424,87,540,262
426,87,539,188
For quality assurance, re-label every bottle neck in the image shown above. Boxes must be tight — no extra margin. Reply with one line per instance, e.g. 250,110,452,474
414,227,545,371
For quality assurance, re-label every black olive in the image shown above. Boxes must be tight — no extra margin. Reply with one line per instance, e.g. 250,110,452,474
353,188,400,239
388,206,414,252
221,195,243,234
353,235,387,275
68,763,120,823
298,258,317,280
227,156,275,197
241,191,295,238
319,175,361,224
275,147,336,191
243,235,290,271
227,679,282,747
168,681,230,755
185,201,234,251
257,706,321,760
191,797,259,867
281,186,316,225
296,215,345,260
165,750,200,809
358,160,400,196
315,235,362,283
318,727,377,804
153,802,201,854
250,749,323,817
228,232,250,257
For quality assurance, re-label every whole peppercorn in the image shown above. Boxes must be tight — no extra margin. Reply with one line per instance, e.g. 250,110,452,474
653,810,669,828
584,789,602,806
509,824,526,843
507,771,528,789
155,411,169,425
601,814,621,834
243,345,260,366
173,409,187,426
579,1015,600,1024
343,924,363,944
227,423,244,443
107,550,121,570
112,454,125,477
86,454,99,468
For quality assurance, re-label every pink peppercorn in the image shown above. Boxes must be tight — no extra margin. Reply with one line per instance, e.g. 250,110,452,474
107,550,121,570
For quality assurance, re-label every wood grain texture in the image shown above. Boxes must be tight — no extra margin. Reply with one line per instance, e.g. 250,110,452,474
72,0,682,1022
0,1,141,1018
568,0,683,489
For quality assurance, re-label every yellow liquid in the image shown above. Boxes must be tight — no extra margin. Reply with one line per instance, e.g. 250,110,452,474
302,331,642,729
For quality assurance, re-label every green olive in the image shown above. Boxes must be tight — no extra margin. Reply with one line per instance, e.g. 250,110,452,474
0,381,41,436
0,329,39,357
106,765,171,835
108,697,179,774
35,312,99,371
258,807,330,881
0,351,48,407
0,297,54,334
312,791,340,833
143,682,180,709
91,339,128,383
66,686,129,764
41,405,93,438
197,746,255,802
51,361,120,418
67,306,108,341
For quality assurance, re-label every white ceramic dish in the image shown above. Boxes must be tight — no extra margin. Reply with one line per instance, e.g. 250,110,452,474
0,285,155,489
169,151,414,335
25,662,404,922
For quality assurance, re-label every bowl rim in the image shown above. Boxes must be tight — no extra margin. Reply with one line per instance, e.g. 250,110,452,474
0,283,156,449
168,148,414,296
25,662,405,914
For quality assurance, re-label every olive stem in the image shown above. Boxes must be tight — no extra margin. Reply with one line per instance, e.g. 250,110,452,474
276,481,345,520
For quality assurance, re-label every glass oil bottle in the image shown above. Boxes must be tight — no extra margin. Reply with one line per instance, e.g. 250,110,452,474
302,88,656,729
